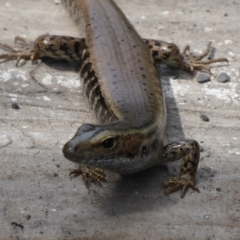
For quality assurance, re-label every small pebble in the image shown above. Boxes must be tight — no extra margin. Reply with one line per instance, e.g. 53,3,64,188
216,187,221,192
217,72,230,83
196,72,211,83
200,114,210,122
11,103,20,110
53,173,58,177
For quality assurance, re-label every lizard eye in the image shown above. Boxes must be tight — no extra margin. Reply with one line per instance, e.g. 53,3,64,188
101,137,115,149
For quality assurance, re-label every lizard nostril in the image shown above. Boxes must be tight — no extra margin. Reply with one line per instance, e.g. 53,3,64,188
74,145,79,152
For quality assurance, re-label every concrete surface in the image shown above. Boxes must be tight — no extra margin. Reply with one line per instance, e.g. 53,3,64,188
0,0,239,239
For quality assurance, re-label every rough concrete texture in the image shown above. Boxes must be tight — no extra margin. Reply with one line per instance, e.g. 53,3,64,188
0,0,239,239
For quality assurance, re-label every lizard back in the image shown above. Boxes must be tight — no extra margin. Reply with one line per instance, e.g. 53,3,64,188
63,0,166,129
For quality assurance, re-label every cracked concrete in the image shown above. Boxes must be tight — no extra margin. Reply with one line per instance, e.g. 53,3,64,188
0,0,240,239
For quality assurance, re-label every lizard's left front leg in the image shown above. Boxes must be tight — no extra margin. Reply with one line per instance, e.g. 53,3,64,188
144,39,228,72
162,139,200,198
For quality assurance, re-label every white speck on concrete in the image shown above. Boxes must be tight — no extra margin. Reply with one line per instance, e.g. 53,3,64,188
158,25,165,30
230,68,239,77
8,93,18,98
19,34,27,38
16,70,28,81
43,96,51,101
42,73,53,85
31,132,41,135
57,75,80,88
161,11,169,15
54,0,61,4
0,70,11,82
228,51,234,57
224,40,233,45
164,81,190,98
0,69,27,82
228,149,240,155
193,49,204,55
204,27,212,32
203,83,239,103
0,134,12,147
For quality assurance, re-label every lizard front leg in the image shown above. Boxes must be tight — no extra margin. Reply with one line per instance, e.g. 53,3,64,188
0,34,87,65
162,139,200,198
144,39,228,72
69,166,106,187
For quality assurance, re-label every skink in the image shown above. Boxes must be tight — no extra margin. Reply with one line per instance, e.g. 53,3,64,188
62,0,200,198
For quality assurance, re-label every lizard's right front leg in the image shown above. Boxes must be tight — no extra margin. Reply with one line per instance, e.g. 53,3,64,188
0,34,86,65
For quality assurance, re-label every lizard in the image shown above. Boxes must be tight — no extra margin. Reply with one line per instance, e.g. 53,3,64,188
0,0,228,197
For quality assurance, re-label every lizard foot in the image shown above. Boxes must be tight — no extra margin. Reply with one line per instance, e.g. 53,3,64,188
69,166,106,187
162,139,200,198
182,41,228,72
164,173,200,198
0,36,37,66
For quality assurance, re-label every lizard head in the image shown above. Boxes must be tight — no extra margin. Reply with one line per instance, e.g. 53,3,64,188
62,122,155,174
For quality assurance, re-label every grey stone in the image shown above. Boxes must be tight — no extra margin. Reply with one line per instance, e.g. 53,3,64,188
196,72,211,83
217,72,231,83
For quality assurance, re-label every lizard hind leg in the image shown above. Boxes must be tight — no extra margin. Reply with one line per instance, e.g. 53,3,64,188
144,39,228,72
162,139,200,198
182,41,228,72
0,34,87,66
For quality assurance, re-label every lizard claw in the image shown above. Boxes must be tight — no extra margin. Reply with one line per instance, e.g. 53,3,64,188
164,174,200,198
0,35,37,66
69,166,106,187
